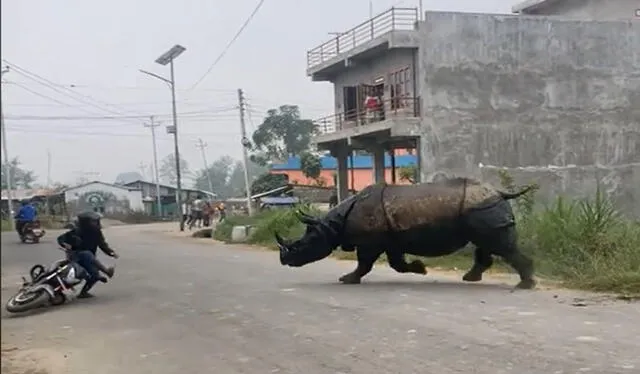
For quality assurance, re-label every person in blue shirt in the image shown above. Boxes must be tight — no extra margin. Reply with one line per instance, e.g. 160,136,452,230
14,200,37,236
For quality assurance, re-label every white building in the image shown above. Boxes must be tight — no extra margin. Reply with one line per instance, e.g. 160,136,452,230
62,181,144,215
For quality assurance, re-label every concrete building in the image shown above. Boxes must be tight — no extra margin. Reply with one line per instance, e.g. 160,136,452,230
121,180,216,217
307,3,640,216
62,181,144,216
512,0,640,20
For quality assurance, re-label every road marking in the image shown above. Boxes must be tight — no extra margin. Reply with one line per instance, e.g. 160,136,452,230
517,311,537,316
575,336,601,342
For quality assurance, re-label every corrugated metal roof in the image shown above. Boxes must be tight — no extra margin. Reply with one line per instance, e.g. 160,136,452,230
1,188,59,200
511,0,562,13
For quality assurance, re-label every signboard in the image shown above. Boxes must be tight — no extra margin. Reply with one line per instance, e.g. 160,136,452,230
85,192,105,207
166,125,176,134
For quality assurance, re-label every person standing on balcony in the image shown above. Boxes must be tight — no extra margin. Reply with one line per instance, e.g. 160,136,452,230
364,95,379,123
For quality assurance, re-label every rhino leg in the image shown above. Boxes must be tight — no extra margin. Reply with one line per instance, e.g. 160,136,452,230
471,226,536,289
386,250,427,275
339,248,384,284
462,247,494,282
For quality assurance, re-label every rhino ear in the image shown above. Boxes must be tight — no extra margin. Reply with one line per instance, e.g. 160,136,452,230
295,210,320,226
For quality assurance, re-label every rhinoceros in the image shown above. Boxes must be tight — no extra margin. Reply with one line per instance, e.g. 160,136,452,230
275,177,537,289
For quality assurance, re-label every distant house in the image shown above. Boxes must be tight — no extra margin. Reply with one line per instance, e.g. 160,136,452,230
121,180,216,217
269,154,418,191
61,181,144,216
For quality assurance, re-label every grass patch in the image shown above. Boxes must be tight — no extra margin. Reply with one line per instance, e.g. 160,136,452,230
215,177,640,295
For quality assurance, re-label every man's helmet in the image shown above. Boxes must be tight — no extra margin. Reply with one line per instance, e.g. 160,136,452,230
76,211,102,230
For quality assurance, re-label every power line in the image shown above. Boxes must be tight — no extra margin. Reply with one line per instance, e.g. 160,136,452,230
189,0,267,90
2,59,147,121
8,81,110,116
4,126,243,142
2,81,239,93
4,106,239,121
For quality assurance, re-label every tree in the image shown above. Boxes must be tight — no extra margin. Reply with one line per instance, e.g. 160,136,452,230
194,156,269,199
250,105,318,165
398,164,419,184
1,157,37,189
250,173,288,195
159,153,190,185
300,151,322,180
193,155,234,197
226,160,266,197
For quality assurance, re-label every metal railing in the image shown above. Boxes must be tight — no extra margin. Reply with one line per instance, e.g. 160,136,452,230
314,96,420,134
307,7,419,71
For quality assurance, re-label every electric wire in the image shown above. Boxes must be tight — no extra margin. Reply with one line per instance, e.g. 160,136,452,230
2,60,146,120
189,0,267,90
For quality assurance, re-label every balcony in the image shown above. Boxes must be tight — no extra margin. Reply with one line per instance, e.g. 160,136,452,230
312,96,421,145
306,8,419,76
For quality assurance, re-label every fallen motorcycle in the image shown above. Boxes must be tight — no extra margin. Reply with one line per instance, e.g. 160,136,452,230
5,248,109,313
19,220,46,244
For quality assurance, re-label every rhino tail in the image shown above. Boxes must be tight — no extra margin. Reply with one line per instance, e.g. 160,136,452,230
498,185,538,200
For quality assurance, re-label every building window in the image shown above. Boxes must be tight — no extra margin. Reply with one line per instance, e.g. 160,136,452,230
390,67,411,110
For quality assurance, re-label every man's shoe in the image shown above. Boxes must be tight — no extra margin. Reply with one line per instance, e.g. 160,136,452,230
78,292,95,299
104,266,115,278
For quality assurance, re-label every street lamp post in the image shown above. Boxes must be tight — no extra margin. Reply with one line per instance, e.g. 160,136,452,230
140,44,186,231
1,66,14,230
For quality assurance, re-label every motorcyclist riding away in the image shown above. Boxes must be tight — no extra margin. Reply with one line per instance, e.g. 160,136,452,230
57,211,119,298
14,200,37,236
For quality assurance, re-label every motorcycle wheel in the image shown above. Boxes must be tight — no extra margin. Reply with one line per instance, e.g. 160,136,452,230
30,265,45,281
50,292,66,306
32,237,40,243
6,289,49,313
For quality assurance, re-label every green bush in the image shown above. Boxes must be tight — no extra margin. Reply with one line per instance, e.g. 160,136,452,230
214,203,320,247
518,189,640,294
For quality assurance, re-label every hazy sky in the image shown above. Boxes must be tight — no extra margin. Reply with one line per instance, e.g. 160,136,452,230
1,0,517,186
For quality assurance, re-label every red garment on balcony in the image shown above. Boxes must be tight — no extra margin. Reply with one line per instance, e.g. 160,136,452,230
365,96,379,110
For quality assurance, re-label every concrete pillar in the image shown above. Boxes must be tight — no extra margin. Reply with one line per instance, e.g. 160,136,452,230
372,146,386,184
416,137,425,183
335,146,350,202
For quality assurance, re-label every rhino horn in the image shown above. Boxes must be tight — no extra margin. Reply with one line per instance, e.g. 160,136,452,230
295,210,320,226
275,232,292,266
274,232,289,252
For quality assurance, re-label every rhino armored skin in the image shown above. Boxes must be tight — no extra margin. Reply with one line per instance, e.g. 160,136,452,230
275,178,537,289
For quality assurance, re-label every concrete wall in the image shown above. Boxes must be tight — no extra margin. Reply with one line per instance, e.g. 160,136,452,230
520,0,640,21
416,11,640,216
331,48,417,114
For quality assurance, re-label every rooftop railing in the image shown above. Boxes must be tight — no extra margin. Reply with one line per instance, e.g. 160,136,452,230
307,7,419,71
313,96,420,135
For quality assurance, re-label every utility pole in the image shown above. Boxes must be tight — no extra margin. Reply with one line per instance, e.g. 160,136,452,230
1,66,14,230
196,139,214,194
46,149,52,187
237,89,253,216
144,116,162,218
138,162,147,180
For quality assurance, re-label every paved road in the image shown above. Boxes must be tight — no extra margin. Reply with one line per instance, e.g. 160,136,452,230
1,224,639,374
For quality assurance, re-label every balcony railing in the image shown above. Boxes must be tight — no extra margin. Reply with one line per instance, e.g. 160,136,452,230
307,7,419,71
314,96,420,135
